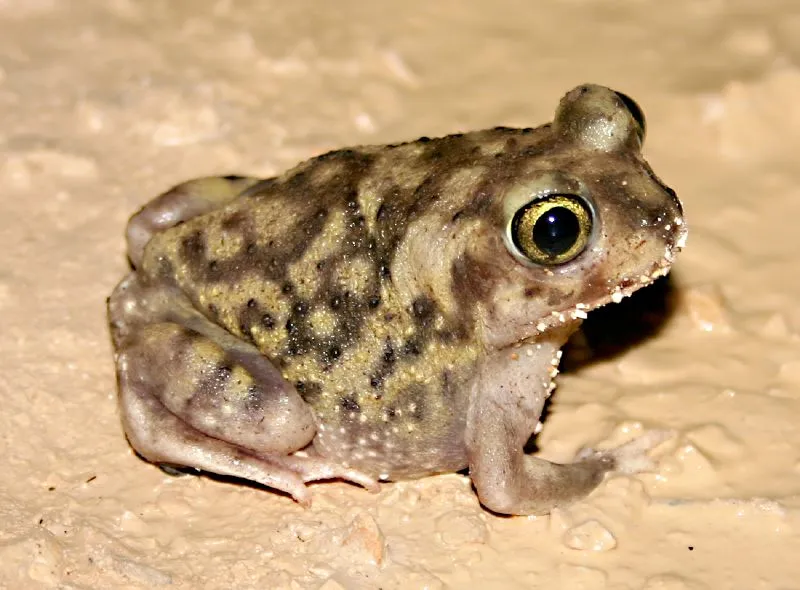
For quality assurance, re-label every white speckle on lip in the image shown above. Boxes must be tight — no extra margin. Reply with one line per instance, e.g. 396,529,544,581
571,308,588,320
611,289,624,304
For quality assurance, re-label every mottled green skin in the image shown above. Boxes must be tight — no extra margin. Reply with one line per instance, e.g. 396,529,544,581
109,84,686,512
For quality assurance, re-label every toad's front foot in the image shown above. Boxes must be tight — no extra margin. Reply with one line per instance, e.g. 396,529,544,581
470,429,672,516
576,429,673,474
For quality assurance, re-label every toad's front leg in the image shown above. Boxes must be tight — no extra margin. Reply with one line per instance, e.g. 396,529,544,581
465,340,667,516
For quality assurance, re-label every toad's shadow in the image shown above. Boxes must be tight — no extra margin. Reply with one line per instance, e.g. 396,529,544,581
523,273,680,453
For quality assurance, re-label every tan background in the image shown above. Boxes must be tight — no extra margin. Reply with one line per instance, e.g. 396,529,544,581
3,0,800,588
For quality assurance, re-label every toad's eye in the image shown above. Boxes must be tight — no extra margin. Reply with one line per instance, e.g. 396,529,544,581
510,194,593,265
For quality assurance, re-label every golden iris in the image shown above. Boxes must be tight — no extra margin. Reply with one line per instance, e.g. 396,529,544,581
511,194,592,265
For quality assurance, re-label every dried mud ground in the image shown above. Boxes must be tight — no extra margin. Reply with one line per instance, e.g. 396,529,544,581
2,1,800,589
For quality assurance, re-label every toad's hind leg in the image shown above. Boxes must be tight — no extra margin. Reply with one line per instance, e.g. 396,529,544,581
125,176,262,267
108,274,377,505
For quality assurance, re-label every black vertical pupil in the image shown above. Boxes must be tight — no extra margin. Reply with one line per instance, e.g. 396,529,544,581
532,207,579,257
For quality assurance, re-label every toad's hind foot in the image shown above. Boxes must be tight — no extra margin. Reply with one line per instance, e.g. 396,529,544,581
285,452,380,493
122,387,378,507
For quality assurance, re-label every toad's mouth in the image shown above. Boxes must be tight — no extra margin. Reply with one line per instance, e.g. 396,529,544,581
483,215,686,352
514,241,685,347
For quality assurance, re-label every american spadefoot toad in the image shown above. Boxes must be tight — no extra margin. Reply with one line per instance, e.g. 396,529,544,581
108,84,686,515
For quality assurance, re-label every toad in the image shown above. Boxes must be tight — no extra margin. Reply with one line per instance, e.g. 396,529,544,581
108,84,686,515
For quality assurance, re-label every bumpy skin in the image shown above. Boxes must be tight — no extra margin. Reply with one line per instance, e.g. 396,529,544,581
108,84,686,514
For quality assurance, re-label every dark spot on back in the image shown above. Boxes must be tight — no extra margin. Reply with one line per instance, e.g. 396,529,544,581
215,364,232,381
341,396,361,413
368,335,398,390
180,231,206,261
402,338,421,356
412,296,435,321
286,171,307,188
220,210,249,232
382,341,395,364
237,299,278,340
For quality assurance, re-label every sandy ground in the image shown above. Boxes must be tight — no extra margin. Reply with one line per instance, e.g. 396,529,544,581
2,0,800,588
